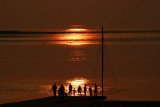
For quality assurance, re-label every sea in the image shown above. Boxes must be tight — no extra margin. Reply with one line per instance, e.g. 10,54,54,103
0,32,160,104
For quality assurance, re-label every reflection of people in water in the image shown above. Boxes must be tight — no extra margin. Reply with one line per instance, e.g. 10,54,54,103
69,84,72,95
94,83,97,96
84,84,87,96
78,85,82,95
89,87,92,96
52,83,57,97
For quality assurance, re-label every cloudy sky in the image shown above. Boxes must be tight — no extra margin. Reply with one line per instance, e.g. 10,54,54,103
0,0,160,30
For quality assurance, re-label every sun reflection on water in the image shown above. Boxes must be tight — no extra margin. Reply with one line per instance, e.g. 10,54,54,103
59,41,89,46
39,78,102,96
67,78,89,88
66,78,89,96
56,33,98,46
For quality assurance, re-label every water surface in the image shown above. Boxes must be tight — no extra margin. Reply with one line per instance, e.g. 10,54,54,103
0,33,160,104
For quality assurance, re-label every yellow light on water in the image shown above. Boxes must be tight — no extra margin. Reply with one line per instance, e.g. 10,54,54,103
65,41,87,46
67,78,89,89
70,80,84,86
57,33,91,46
64,34,84,40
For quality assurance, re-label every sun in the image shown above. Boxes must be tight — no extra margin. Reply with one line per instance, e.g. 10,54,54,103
66,28,88,32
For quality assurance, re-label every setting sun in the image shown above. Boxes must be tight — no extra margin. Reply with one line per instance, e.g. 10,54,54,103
66,28,88,32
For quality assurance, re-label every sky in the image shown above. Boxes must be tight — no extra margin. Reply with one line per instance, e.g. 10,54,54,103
0,0,160,30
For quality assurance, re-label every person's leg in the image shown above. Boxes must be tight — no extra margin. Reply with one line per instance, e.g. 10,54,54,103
54,91,56,96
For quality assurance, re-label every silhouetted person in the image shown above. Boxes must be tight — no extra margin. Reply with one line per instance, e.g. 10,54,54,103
52,84,57,97
84,84,87,96
58,88,61,96
73,88,76,96
89,87,92,96
65,92,68,96
69,83,72,95
94,83,97,96
78,85,82,95
60,84,65,96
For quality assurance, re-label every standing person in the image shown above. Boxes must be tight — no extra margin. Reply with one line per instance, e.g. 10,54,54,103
94,83,97,96
73,88,76,96
69,83,72,95
78,85,82,95
61,84,65,96
65,92,68,96
52,84,57,97
84,84,87,96
58,87,61,96
89,87,92,96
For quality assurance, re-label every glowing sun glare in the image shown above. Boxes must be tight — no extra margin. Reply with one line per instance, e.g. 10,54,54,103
67,78,88,88
66,28,88,32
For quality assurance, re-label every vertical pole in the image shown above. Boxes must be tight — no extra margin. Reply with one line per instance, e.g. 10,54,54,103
102,26,104,96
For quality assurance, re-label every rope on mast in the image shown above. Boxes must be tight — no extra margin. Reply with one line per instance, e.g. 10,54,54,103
89,26,119,96
89,36,101,85
105,46,119,92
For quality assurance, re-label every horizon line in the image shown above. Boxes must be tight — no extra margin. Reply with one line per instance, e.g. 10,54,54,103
0,29,160,34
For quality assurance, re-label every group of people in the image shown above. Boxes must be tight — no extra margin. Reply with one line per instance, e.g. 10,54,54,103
52,83,98,97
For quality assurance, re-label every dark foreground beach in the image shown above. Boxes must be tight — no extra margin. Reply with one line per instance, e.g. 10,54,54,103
1,96,160,107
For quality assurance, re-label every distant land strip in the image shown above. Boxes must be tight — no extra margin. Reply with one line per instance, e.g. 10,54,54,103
0,30,160,34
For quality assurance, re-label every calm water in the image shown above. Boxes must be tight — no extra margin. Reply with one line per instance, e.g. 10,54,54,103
0,33,160,104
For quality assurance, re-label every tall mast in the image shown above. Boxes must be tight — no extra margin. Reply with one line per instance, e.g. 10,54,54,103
102,26,104,96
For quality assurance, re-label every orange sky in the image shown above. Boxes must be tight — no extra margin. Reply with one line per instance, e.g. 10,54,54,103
0,0,160,30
